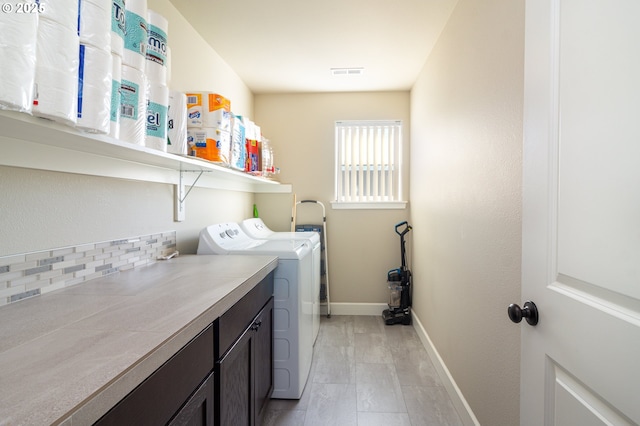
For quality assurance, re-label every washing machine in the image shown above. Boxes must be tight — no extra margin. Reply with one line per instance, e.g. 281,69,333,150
197,222,313,399
240,218,321,344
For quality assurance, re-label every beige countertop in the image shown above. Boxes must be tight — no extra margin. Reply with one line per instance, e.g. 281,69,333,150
0,254,278,426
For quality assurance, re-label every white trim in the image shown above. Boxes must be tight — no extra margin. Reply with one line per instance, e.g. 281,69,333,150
411,311,481,426
330,201,407,210
320,302,387,316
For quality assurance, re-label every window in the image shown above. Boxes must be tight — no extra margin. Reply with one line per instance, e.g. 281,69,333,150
333,120,406,209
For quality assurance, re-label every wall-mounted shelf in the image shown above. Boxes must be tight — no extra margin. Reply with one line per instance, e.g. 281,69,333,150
0,110,291,194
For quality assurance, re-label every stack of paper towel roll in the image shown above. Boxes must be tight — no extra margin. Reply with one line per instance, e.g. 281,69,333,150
0,0,38,112
119,0,148,146
32,0,80,125
76,0,113,134
185,93,232,164
144,10,169,152
108,0,125,139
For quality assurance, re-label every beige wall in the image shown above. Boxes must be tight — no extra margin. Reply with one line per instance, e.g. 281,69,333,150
254,92,411,304
0,0,255,258
409,0,524,425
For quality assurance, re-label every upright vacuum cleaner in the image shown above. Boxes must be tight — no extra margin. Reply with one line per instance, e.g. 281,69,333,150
383,221,412,325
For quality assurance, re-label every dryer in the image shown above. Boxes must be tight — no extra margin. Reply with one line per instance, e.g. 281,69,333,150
240,218,321,344
197,222,313,399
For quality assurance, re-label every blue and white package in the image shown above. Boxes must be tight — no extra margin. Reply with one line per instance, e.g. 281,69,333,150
145,82,169,151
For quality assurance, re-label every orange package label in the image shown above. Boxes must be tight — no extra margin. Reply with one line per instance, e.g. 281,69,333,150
207,93,231,112
186,93,202,108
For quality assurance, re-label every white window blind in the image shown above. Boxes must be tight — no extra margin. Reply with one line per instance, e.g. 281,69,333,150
334,120,403,205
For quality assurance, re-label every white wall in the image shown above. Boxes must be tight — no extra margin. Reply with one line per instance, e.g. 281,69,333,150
0,0,256,257
409,0,525,424
254,92,411,305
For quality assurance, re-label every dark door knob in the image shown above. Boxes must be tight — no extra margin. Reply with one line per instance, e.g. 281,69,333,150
508,301,538,326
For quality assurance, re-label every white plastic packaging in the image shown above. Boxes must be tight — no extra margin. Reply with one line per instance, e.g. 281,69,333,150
32,18,80,126
0,4,38,112
119,65,147,145
111,0,125,56
79,0,112,49
38,0,78,31
146,10,168,85
77,44,112,134
167,91,188,155
109,53,122,139
145,82,169,151
123,0,147,70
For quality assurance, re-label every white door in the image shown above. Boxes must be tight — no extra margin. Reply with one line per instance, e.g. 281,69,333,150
520,0,640,425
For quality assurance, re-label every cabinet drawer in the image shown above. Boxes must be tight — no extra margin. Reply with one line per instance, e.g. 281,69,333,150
95,325,214,426
217,271,274,358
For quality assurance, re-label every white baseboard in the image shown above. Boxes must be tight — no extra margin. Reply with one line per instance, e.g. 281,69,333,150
320,302,387,316
411,311,481,426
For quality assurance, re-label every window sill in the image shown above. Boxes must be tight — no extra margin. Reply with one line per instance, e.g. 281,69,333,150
330,201,407,210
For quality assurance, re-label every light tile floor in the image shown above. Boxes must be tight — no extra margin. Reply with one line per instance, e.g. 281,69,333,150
263,315,463,426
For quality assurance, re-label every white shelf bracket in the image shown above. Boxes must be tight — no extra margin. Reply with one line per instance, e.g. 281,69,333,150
174,169,207,222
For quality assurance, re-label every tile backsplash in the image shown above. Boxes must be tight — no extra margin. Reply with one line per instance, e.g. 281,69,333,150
0,232,177,306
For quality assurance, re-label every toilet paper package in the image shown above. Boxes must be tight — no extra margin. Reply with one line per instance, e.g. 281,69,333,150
111,0,125,57
109,53,122,139
0,48,36,112
123,0,148,70
230,115,246,171
32,18,80,125
79,0,111,49
0,8,38,112
185,92,231,130
38,0,78,31
119,65,147,145
146,10,168,85
167,91,187,155
77,44,112,134
145,82,169,152
0,49,37,113
187,128,231,164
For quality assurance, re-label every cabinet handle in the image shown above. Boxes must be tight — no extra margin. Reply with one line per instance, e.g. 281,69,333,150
251,320,262,331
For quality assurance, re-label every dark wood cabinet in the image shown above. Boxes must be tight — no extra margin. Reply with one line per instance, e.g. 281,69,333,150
93,271,274,426
168,372,214,426
216,272,274,426
218,324,253,426
94,325,214,426
253,300,273,426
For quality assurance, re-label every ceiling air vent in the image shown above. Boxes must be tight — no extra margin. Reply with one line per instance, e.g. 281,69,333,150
330,67,364,76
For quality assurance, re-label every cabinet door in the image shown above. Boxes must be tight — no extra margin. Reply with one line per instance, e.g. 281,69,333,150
168,372,214,426
217,327,253,426
94,326,214,426
253,298,274,426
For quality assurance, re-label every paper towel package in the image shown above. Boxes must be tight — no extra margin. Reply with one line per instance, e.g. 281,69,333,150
186,92,231,129
230,115,246,171
167,91,187,155
77,44,112,134
119,65,147,145
187,128,231,164
166,46,172,85
32,18,80,125
145,82,169,152
146,10,168,85
0,8,38,112
79,0,112,49
109,53,122,139
111,0,125,57
123,0,148,70
38,0,79,31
